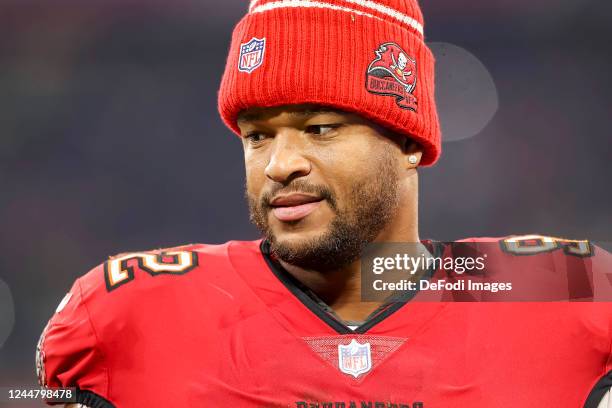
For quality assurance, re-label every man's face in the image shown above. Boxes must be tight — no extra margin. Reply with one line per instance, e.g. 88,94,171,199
238,105,405,271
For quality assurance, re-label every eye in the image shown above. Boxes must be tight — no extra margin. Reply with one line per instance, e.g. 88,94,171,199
305,124,340,136
244,131,268,144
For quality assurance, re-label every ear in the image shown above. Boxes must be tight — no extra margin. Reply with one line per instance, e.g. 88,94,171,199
403,139,423,169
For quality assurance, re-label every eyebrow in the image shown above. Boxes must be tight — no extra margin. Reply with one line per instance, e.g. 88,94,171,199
237,107,340,123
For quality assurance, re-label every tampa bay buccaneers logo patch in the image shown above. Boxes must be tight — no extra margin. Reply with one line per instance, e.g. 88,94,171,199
366,42,418,111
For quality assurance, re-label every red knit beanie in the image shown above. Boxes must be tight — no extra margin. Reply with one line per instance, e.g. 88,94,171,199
218,0,441,166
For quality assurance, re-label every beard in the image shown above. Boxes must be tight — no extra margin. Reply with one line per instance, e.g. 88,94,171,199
247,149,401,272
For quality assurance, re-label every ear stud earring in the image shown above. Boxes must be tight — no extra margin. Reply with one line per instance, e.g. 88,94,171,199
408,155,418,165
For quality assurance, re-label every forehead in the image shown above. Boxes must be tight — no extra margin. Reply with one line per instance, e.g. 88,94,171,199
237,104,346,124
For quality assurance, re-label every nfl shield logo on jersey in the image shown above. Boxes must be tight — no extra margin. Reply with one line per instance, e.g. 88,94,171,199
238,37,266,73
338,339,372,378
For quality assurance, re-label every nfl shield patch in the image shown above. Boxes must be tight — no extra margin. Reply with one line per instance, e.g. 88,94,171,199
238,37,266,73
338,339,372,378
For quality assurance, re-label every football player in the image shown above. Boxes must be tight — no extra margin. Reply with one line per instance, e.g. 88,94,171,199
37,0,612,407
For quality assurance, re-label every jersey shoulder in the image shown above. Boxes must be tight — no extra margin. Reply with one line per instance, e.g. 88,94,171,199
453,234,610,259
451,234,611,301
79,239,262,294
37,239,263,403
456,234,596,258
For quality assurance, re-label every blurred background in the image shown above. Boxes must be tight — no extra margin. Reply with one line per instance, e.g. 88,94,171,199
0,0,610,400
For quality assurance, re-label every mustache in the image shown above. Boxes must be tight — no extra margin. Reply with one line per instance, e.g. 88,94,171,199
259,180,337,211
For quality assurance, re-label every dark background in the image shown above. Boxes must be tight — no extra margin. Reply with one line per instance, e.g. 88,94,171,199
1,0,610,399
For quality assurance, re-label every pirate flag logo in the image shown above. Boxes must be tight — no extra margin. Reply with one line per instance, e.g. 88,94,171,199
365,42,418,111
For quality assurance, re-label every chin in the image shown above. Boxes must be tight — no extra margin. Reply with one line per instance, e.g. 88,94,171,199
271,227,329,248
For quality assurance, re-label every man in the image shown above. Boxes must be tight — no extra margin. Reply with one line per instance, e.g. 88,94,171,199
37,0,612,407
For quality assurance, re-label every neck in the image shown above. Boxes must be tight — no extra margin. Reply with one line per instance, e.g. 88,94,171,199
280,175,420,323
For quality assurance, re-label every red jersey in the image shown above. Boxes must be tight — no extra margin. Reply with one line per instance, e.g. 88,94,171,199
37,236,612,408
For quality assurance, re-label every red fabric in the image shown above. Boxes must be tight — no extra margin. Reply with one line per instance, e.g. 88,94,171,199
37,239,612,407
217,0,441,165
36,279,109,400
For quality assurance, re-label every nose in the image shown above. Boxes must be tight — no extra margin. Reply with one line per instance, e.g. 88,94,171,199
264,131,311,184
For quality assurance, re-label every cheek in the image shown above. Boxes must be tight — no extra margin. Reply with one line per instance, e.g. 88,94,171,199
327,147,393,203
244,151,268,196
320,157,366,204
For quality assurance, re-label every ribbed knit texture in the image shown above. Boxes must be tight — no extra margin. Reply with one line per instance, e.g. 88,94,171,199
218,0,441,165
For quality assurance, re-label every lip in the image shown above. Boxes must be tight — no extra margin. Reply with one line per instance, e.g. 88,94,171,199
269,194,323,222
270,193,321,207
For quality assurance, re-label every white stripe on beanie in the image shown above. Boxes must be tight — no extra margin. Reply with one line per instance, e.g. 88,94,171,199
249,0,423,37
